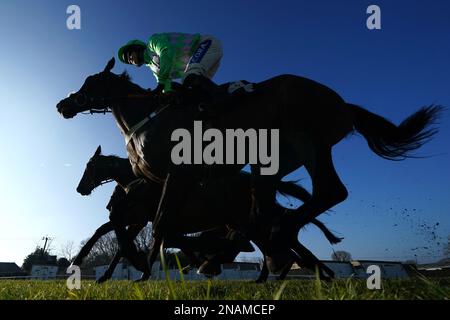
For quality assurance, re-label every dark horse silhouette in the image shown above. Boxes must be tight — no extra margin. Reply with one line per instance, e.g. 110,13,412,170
57,58,442,273
74,145,341,282
75,184,251,282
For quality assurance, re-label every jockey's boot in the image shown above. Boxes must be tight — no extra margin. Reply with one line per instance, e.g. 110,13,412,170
183,74,228,117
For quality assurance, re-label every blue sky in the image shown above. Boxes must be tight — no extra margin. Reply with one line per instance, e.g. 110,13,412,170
0,0,449,266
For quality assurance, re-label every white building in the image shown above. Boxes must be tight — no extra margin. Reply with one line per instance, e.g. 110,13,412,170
94,260,412,281
94,263,143,281
30,265,58,280
289,260,410,279
94,261,262,281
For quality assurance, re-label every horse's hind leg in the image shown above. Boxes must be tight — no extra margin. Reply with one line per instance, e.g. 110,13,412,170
256,257,270,283
98,224,147,283
109,203,149,274
293,145,348,231
291,240,334,279
96,251,122,283
251,240,270,283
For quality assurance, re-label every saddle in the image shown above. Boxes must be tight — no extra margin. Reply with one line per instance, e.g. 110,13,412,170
158,80,256,112
219,80,256,97
201,80,257,127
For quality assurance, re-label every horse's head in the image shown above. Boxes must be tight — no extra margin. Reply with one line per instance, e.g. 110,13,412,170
76,145,114,195
57,58,147,119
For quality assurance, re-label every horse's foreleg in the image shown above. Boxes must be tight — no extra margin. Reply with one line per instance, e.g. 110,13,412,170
250,166,279,225
145,235,163,280
246,239,270,283
149,172,197,273
72,222,114,266
110,207,148,273
277,262,293,280
151,172,196,236
97,251,122,283
256,256,270,283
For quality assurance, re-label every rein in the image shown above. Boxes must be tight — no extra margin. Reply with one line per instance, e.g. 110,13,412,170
124,103,171,145
77,92,155,114
75,90,170,145
98,178,114,186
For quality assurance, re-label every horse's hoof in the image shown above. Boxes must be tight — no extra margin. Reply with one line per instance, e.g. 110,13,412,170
135,272,151,282
265,251,293,274
197,261,221,277
319,274,333,282
96,276,108,284
254,278,267,284
319,276,332,283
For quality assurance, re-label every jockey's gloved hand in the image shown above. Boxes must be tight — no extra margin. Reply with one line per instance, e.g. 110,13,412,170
159,89,178,106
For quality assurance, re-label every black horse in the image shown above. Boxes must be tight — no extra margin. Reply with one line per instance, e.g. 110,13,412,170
74,148,256,281
57,58,441,273
73,146,340,281
75,184,254,282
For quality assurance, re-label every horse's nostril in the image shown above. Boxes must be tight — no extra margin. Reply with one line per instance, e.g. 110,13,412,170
57,102,65,114
76,187,87,195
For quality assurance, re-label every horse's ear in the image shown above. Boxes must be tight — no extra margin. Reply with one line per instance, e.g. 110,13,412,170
104,57,115,73
94,145,102,156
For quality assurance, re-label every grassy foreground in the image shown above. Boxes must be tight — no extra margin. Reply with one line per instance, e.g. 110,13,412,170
0,278,449,300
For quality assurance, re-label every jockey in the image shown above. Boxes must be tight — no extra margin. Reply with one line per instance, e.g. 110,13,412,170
118,32,224,111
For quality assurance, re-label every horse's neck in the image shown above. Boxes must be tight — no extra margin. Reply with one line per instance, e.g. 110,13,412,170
104,157,136,188
111,87,154,135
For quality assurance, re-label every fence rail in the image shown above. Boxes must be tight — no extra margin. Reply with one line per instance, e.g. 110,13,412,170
0,275,96,280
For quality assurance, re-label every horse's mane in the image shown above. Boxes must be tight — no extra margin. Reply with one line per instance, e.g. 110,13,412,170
119,70,132,82
104,154,128,162
115,70,147,93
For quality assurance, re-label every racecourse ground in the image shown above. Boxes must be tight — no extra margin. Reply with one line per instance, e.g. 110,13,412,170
0,278,449,300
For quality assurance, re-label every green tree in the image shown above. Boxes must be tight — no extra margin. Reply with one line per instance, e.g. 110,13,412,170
57,257,71,274
21,247,56,273
331,250,352,262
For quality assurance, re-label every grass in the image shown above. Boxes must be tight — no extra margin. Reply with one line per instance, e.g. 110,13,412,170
0,278,449,300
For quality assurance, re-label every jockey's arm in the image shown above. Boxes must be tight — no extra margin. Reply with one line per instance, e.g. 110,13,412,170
148,35,175,93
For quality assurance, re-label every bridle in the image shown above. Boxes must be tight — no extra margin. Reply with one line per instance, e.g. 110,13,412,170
72,90,153,114
82,160,114,193
70,88,171,145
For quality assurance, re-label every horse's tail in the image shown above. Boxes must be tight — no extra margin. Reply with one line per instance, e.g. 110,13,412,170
348,103,443,160
277,180,343,244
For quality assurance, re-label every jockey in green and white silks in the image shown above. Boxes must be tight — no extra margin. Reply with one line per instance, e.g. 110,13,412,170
118,33,223,106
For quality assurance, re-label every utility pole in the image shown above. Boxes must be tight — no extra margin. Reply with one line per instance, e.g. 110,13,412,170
42,236,52,254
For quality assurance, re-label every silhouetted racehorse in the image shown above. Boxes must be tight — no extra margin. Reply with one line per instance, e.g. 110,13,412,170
57,58,442,273
73,145,340,281
74,149,255,281
74,184,249,282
